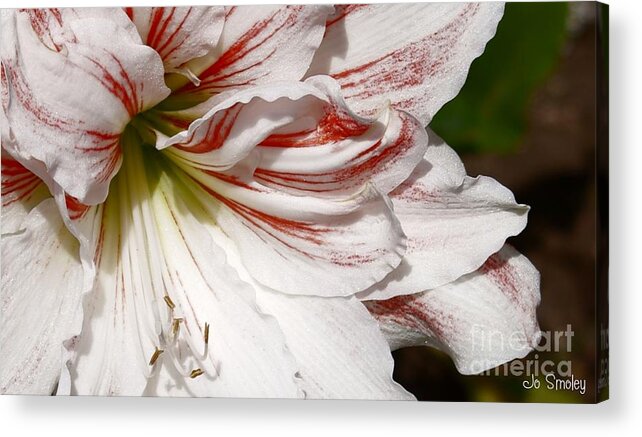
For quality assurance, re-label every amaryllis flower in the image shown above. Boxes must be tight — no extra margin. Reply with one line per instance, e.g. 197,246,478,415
0,4,540,398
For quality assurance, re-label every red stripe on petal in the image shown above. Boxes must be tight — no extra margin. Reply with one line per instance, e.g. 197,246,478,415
201,170,259,192
259,106,370,148
182,6,304,93
65,194,91,221
146,8,170,48
78,52,141,117
194,177,328,251
154,9,192,60
6,64,72,131
332,4,479,103
479,252,525,307
326,5,367,28
175,104,242,154
255,112,417,193
366,295,451,340
22,8,71,52
1,155,44,207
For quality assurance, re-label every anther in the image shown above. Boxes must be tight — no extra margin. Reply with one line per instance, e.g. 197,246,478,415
189,368,204,379
149,347,164,366
163,295,175,310
172,318,183,337
204,322,210,345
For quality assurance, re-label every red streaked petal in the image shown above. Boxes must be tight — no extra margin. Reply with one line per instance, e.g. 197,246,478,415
175,5,332,97
365,245,541,375
0,153,42,205
0,148,50,233
307,3,504,125
359,134,529,300
127,6,225,72
173,159,406,298
253,76,428,197
162,81,327,172
164,76,428,197
18,8,74,51
1,8,169,205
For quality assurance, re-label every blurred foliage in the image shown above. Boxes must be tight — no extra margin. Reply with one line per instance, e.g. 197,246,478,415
430,3,569,154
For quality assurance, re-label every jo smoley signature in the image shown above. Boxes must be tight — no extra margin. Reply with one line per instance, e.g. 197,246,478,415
523,373,587,395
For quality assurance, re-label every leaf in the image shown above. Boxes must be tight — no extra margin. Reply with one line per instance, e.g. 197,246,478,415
429,3,569,154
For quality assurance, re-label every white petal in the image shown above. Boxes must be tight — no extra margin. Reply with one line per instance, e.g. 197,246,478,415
0,199,83,394
365,245,541,375
307,3,504,125
143,166,300,398
203,225,413,399
1,8,170,204
69,140,299,397
68,203,155,396
359,134,528,300
257,291,414,400
126,6,225,72
172,5,332,98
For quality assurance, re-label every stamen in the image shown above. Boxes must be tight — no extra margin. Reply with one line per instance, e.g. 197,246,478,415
204,322,210,345
149,347,164,366
172,318,183,337
189,368,204,379
163,295,176,310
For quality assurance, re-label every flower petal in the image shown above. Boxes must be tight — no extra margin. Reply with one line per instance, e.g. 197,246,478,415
162,80,329,171
194,222,412,399
69,139,299,397
1,8,170,205
164,76,428,197
174,5,332,98
68,203,155,396
1,199,83,394
365,245,541,374
164,79,417,297
142,165,300,398
175,160,406,297
359,134,528,300
307,3,504,125
1,148,50,233
253,76,428,197
1,52,51,234
257,291,414,400
126,6,225,72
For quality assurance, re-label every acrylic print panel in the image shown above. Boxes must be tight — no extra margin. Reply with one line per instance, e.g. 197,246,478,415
0,2,608,402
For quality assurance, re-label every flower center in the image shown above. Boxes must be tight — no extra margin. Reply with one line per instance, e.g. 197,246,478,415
128,78,213,148
98,123,215,380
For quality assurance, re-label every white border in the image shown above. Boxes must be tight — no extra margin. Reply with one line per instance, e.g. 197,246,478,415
2,0,641,435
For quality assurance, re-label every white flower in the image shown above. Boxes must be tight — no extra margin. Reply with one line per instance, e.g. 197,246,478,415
0,4,540,398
